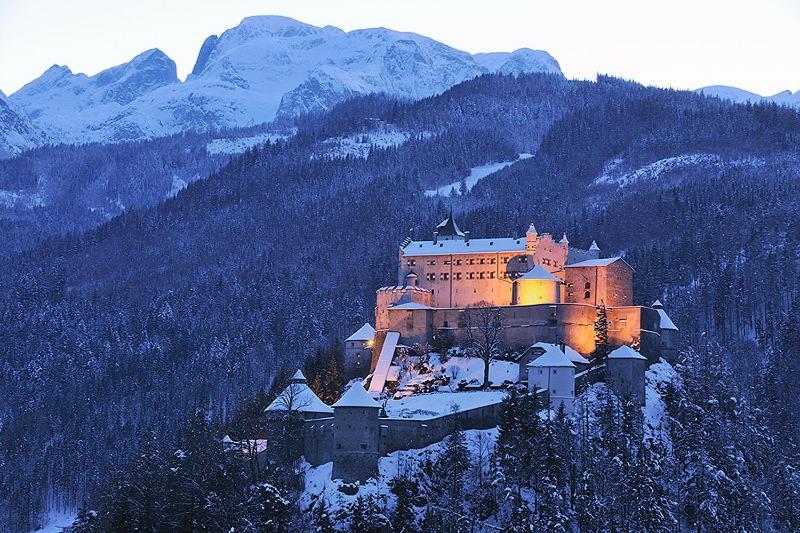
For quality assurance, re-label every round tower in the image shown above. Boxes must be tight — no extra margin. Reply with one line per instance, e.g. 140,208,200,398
606,345,648,405
514,265,562,305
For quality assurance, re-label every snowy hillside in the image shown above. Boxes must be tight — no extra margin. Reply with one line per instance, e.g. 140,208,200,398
696,85,800,108
8,16,562,146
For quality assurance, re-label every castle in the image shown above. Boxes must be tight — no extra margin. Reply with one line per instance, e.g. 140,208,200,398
350,215,678,393
265,217,678,483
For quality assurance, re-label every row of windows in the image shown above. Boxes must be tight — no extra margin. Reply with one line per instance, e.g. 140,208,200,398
426,272,499,281
410,256,533,268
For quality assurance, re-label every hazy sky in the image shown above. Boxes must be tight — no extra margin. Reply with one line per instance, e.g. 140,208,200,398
1,0,797,96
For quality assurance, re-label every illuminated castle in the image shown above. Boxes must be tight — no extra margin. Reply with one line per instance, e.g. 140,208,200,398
345,215,678,391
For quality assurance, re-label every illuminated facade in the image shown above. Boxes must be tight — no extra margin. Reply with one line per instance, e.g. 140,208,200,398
343,216,678,381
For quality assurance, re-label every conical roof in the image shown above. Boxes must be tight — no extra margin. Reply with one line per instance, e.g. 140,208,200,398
346,323,375,342
290,369,306,383
334,381,381,408
528,344,575,368
526,223,537,235
608,345,647,360
560,233,569,244
518,265,562,282
435,214,465,237
265,382,334,414
589,240,600,251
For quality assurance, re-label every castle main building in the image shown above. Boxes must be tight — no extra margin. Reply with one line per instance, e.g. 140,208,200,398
355,216,678,389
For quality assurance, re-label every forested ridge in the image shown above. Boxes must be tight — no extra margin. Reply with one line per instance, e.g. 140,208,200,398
2,73,800,530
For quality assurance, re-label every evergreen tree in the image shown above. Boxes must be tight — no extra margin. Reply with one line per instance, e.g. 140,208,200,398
591,304,610,366
389,475,419,532
72,503,102,533
313,497,337,533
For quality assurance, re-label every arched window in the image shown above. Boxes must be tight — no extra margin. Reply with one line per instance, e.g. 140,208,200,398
584,290,591,299
584,281,591,290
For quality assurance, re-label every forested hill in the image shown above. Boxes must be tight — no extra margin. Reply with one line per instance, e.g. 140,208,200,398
3,73,800,529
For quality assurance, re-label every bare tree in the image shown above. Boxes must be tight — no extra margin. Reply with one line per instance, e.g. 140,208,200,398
271,382,313,413
465,305,504,389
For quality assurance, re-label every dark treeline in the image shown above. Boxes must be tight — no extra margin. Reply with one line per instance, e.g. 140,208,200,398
2,72,800,529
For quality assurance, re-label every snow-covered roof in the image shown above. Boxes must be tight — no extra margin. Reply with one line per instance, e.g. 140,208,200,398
608,345,647,360
528,345,576,368
656,309,678,331
334,381,381,409
390,301,434,310
401,237,525,256
384,390,506,419
291,369,307,382
532,342,588,365
345,323,375,342
565,256,629,268
265,383,333,414
589,240,600,251
517,265,562,282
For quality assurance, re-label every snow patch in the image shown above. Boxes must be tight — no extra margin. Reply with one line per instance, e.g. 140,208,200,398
29,509,77,533
384,390,507,420
594,153,765,188
206,132,288,155
424,153,533,197
314,125,416,159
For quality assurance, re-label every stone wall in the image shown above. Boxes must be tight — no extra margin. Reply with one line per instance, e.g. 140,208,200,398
302,417,334,466
379,401,502,454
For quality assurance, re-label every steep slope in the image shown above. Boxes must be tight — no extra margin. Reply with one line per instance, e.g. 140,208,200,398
0,90,47,158
9,16,561,145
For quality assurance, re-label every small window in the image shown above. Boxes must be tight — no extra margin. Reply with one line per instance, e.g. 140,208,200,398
584,281,591,290
584,290,591,299
360,443,367,450
553,369,557,374
337,443,342,449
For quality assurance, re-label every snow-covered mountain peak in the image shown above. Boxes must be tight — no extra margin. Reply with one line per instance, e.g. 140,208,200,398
696,85,800,108
6,15,563,146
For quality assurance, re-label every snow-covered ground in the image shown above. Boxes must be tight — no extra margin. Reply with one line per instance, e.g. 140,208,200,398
395,353,519,392
29,509,77,533
384,390,507,419
594,153,765,188
300,427,498,513
0,189,45,209
424,153,533,197
314,127,414,159
206,132,289,155
643,359,678,447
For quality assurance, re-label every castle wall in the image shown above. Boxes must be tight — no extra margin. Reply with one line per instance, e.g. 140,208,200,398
302,418,334,466
379,401,503,454
375,286,433,330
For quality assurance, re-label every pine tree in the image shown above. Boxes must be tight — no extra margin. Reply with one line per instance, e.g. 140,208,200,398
243,482,290,532
592,304,610,366
630,439,676,533
313,497,337,533
389,475,419,532
72,503,102,533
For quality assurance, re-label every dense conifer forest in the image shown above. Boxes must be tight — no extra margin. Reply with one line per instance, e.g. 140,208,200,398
2,73,800,530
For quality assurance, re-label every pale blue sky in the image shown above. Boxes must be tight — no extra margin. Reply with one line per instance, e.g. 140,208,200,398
1,0,797,96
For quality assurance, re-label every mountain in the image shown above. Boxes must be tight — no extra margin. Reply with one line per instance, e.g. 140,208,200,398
0,90,47,158
696,84,800,107
8,16,561,146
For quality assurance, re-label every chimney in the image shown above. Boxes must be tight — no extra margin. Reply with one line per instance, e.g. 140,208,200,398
433,231,438,244
464,231,470,243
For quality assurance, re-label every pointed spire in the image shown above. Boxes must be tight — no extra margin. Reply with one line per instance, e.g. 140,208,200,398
652,299,663,309
526,223,538,235
290,369,306,383
333,381,381,408
589,240,600,251
560,233,569,244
